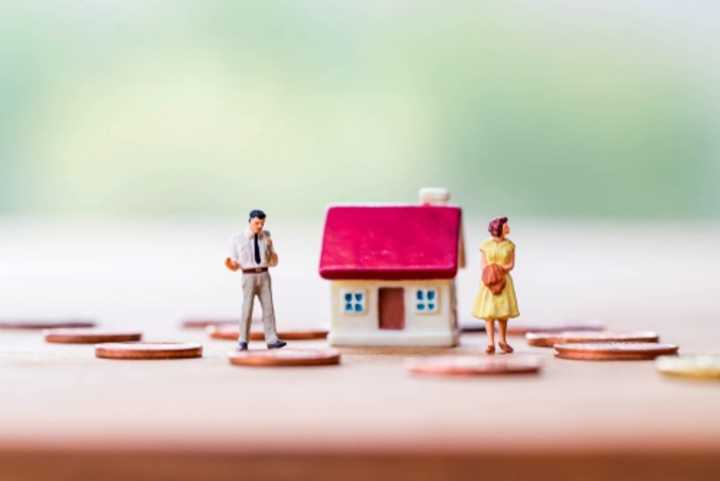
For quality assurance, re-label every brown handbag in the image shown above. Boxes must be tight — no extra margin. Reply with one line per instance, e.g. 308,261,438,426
482,264,506,295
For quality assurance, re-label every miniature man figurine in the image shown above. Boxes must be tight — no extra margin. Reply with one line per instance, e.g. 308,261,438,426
225,209,286,351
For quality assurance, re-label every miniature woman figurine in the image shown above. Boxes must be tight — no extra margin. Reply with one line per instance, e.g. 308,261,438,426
472,217,520,354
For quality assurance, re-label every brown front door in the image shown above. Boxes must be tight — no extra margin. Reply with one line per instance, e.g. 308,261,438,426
378,288,405,330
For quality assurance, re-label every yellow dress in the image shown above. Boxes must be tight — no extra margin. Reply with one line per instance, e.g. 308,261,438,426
472,239,520,320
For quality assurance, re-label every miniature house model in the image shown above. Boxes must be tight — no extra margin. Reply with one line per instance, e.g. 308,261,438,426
319,188,465,347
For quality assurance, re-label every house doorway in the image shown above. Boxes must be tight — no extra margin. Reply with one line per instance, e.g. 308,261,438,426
378,288,405,330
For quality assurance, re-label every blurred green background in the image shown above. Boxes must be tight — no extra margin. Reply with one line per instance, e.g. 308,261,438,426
1,1,718,219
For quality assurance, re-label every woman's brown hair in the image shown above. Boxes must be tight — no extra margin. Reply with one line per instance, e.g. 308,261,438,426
488,217,508,238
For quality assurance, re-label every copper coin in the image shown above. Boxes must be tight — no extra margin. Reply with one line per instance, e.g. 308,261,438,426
96,342,203,360
406,356,542,377
555,342,678,361
507,321,606,336
180,319,238,329
527,330,659,348
253,330,328,341
227,348,341,367
45,329,143,344
656,355,720,380
459,320,486,333
207,325,328,341
0,320,97,330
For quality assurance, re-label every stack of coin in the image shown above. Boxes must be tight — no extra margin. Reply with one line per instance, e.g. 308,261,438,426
45,329,142,344
96,342,203,360
228,349,341,367
406,355,542,377
207,324,328,341
527,330,659,347
656,355,720,380
555,342,678,361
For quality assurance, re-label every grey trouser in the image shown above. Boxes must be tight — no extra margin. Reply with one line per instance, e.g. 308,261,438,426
240,272,279,344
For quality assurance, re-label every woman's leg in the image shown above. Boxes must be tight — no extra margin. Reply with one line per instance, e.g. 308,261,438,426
497,319,514,353
485,320,495,354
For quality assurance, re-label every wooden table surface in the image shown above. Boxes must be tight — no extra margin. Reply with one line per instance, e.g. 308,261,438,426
2,218,719,481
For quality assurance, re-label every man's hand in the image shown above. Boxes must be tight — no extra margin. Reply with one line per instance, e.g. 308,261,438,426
225,258,240,272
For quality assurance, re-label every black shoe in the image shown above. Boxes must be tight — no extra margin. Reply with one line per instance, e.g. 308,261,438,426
237,341,248,351
267,340,287,349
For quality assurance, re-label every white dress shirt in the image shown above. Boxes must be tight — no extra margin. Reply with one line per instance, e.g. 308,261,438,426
228,229,277,269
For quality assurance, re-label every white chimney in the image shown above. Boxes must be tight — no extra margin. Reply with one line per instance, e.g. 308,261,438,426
419,187,450,206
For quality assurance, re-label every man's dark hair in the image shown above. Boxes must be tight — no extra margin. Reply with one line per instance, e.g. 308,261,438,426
248,209,266,222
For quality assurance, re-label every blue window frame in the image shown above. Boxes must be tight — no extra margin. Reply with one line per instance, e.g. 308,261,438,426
341,289,366,314
414,288,439,314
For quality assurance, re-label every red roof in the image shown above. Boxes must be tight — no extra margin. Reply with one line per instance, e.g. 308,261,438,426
319,205,463,280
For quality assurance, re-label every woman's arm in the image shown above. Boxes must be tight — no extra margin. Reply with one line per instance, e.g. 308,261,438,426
503,251,515,272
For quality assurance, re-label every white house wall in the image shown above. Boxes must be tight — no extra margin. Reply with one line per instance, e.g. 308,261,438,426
328,279,459,346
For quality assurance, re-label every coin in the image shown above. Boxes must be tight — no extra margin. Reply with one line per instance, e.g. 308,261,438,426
45,329,142,344
207,325,328,341
227,348,341,367
253,330,328,341
180,319,238,329
459,320,486,333
96,342,203,360
507,321,605,336
554,342,678,361
0,320,97,330
656,355,720,380
527,330,659,348
406,356,542,377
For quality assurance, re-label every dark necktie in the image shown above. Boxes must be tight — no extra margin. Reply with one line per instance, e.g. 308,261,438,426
254,234,261,264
